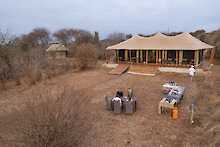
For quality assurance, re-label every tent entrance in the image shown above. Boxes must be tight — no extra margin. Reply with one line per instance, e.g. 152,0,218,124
130,50,137,62
126,50,146,63
167,50,176,64
183,50,194,64
148,50,156,63
141,50,146,63
118,49,125,61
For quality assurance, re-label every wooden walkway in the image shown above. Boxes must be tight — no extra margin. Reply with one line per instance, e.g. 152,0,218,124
109,64,129,75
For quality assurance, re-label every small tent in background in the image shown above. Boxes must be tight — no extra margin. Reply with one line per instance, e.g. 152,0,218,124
46,43,69,59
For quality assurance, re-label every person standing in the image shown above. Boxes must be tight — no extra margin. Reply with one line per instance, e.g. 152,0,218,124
189,65,196,81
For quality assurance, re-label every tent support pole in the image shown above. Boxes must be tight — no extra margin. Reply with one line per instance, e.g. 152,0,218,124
125,50,128,61
116,50,119,63
165,50,167,61
136,50,139,63
176,50,179,65
179,50,183,65
146,50,148,64
140,50,143,62
156,50,159,64
194,50,199,66
129,50,131,62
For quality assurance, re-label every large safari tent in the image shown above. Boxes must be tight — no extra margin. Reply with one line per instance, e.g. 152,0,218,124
107,33,215,66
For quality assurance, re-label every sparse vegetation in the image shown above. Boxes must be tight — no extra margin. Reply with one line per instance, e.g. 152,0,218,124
191,29,220,62
0,88,91,147
74,43,98,70
189,71,220,147
1,27,220,90
0,27,220,146
0,66,219,146
0,28,104,90
0,30,16,89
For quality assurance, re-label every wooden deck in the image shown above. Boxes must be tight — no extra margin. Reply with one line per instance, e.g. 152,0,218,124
109,64,129,75
128,64,159,76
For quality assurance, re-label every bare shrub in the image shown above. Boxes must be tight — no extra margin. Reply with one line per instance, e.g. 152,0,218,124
18,28,50,49
0,30,16,89
107,32,126,44
17,48,48,85
74,43,97,70
0,29,50,89
0,89,90,147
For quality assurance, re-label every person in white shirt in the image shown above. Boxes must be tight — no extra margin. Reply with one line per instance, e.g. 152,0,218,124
189,65,196,81
112,97,122,104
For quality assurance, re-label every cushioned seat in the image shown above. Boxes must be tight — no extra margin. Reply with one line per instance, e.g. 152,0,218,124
105,96,113,110
113,100,122,114
124,100,135,114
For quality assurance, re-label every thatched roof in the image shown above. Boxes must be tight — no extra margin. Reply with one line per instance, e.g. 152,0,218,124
107,32,214,50
46,43,69,52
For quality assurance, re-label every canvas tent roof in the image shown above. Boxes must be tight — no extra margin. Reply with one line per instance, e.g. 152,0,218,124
46,43,69,52
107,32,214,50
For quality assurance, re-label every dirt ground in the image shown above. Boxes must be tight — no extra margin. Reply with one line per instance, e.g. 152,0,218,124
0,65,219,147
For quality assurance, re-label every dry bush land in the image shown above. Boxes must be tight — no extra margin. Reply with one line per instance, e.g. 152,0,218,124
0,65,219,147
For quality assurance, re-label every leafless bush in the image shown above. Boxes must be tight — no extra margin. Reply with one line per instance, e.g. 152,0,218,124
16,48,48,85
0,52,10,89
0,89,90,147
74,43,98,70
17,28,50,49
53,28,94,46
0,30,16,89
0,29,47,88
107,32,126,44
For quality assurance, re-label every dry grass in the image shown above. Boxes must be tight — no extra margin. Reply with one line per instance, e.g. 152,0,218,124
0,88,92,147
192,66,220,147
0,65,219,147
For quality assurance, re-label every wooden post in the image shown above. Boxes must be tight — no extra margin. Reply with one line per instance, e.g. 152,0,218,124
179,50,183,65
162,50,164,64
194,50,199,66
159,50,162,63
146,50,148,64
158,50,161,63
129,50,131,62
125,50,128,61
194,50,196,65
140,50,143,62
165,50,167,61
196,50,199,65
156,50,159,64
115,50,118,63
176,50,179,65
136,50,139,63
